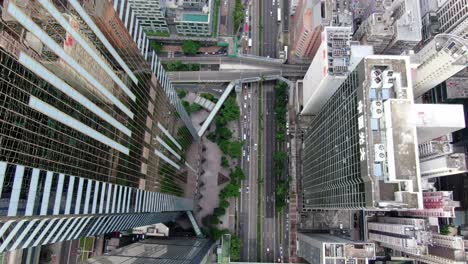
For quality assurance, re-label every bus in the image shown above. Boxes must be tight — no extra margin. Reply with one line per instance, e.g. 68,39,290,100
277,8,281,22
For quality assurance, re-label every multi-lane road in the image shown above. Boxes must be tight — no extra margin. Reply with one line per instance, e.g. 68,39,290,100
261,0,279,57
239,83,260,262
261,81,278,263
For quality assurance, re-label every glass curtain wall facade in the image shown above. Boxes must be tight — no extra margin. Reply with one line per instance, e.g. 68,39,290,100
0,0,198,253
302,56,422,210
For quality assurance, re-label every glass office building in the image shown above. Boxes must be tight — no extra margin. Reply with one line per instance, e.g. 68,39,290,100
0,0,198,253
302,56,423,210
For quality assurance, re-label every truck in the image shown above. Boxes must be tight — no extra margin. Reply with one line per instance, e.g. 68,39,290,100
277,8,281,22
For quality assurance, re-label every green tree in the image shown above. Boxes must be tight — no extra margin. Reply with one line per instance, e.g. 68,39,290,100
220,182,241,198
201,93,217,102
190,103,203,113
230,166,246,182
276,132,285,142
230,235,242,261
274,151,287,163
207,132,217,142
215,115,227,127
182,40,201,55
150,41,163,53
440,225,451,235
219,199,230,208
227,141,243,158
221,156,230,168
215,126,233,141
221,96,240,121
213,207,226,216
233,0,244,32
182,100,191,115
177,89,187,98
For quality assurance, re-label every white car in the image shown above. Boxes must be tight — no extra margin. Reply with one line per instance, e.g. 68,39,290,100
254,143,258,150
243,150,246,157
244,103,247,108
246,186,249,193
267,248,270,252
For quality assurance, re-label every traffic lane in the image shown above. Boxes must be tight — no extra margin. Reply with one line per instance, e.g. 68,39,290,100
248,84,259,261
261,0,278,58
240,86,251,260
241,84,259,261
283,0,289,32
262,83,276,262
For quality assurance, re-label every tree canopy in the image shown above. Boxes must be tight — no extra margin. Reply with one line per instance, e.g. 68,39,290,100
182,40,201,55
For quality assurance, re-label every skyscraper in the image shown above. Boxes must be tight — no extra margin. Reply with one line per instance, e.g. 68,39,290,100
0,0,198,253
302,56,423,210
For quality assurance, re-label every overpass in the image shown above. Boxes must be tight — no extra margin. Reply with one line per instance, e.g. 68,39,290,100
168,70,305,82
159,56,309,72
197,75,292,136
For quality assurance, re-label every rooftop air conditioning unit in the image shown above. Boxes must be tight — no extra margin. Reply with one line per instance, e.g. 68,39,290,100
374,144,386,162
371,100,384,118
382,70,394,88
370,69,383,88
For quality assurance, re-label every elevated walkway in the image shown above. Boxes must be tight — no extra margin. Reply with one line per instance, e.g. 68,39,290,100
197,76,294,137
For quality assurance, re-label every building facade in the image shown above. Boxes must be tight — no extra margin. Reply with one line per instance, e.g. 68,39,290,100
88,237,215,264
437,0,468,39
0,0,198,253
297,233,375,264
354,0,422,54
291,0,322,59
368,217,467,264
126,0,213,37
302,56,423,210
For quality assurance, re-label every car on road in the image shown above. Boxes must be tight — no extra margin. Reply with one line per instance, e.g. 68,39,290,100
247,155,250,162
254,144,258,150
243,134,247,140
243,150,246,157
244,95,247,100
244,103,247,108
248,93,251,99
246,186,249,193
267,248,270,252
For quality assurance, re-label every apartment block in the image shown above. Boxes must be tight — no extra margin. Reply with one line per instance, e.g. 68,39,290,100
300,27,373,115
125,0,214,37
354,0,422,54
437,0,468,39
368,217,467,264
412,35,468,98
399,191,460,218
297,233,375,264
291,0,323,59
